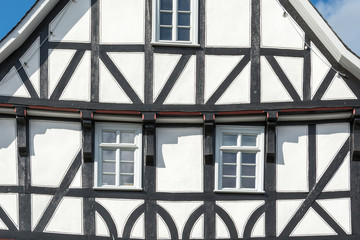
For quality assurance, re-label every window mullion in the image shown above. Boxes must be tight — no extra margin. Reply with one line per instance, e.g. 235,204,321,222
173,0,177,41
116,148,120,186
236,152,240,189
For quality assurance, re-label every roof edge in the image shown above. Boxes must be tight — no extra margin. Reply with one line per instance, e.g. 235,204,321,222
0,0,59,64
289,0,360,79
0,0,360,80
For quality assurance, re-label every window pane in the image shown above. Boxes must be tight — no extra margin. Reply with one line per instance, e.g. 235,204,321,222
241,178,256,188
121,132,135,143
160,0,172,10
242,135,257,146
178,28,190,41
120,175,134,186
103,162,116,173
121,150,134,161
120,163,134,174
160,27,172,40
222,165,236,176
160,12,173,25
178,13,190,26
102,174,115,185
178,0,190,11
222,177,236,188
241,165,256,176
102,132,116,143
103,150,116,161
223,135,237,146
242,153,256,164
223,152,236,164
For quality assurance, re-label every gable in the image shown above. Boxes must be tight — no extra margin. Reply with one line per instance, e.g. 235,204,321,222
0,0,359,112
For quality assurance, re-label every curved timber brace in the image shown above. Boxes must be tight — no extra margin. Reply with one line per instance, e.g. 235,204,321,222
351,108,360,161
81,110,94,163
15,106,27,157
204,114,215,165
143,112,156,166
266,111,278,163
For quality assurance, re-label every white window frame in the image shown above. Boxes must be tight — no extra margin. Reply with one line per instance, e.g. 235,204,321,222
152,0,199,45
94,122,142,190
215,125,265,193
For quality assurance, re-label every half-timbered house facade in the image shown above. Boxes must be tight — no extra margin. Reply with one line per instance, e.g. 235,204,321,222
0,0,359,239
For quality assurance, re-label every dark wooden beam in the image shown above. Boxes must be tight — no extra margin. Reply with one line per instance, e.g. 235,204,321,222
143,112,156,166
203,113,215,165
81,110,93,163
266,111,278,163
15,106,27,157
352,108,360,161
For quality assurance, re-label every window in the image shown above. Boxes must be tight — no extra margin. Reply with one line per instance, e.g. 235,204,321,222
215,126,264,192
94,123,142,190
153,0,198,44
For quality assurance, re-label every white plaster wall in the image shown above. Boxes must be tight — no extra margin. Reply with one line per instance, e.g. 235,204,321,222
316,198,351,234
0,119,17,185
276,126,308,192
216,62,251,105
60,51,91,102
164,55,196,105
99,59,132,103
261,0,304,49
131,213,145,239
261,56,292,102
49,0,91,43
191,215,204,239
316,123,350,191
252,213,265,237
30,120,81,187
69,167,82,188
96,212,109,237
157,214,171,239
153,54,182,102
0,66,30,98
107,52,145,102
31,194,52,230
156,128,203,193
45,197,83,235
157,201,203,239
48,49,76,97
310,43,331,98
216,213,230,239
205,55,243,103
291,207,335,236
0,193,18,228
322,75,356,100
20,38,40,95
206,0,250,47
216,201,265,238
96,198,144,237
277,199,304,236
100,0,145,44
274,56,304,100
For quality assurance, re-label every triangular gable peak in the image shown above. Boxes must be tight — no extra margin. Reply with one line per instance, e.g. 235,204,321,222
0,0,359,112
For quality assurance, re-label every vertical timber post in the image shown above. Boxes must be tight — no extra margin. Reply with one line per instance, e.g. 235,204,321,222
265,111,278,237
203,113,215,239
81,110,95,236
143,112,157,239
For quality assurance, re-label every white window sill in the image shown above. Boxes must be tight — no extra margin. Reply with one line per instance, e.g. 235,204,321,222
214,189,265,194
93,186,143,191
151,42,200,48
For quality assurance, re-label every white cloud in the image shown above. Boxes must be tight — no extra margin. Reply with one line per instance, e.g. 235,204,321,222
316,0,360,56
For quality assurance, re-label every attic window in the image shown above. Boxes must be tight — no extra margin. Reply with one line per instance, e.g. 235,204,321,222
153,0,199,45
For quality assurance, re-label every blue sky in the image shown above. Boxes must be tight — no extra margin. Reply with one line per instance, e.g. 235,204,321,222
0,0,359,55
